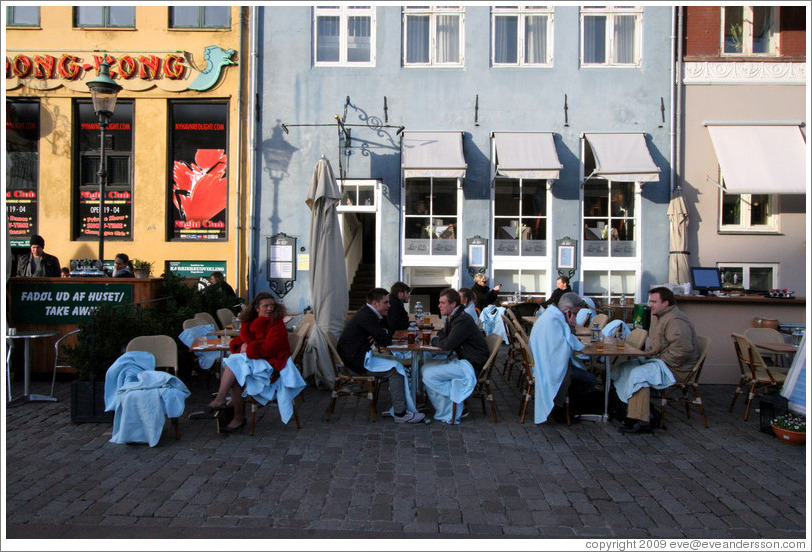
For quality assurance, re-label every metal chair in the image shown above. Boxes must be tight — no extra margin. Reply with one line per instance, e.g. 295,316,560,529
453,333,503,423
659,336,711,428
323,331,380,422
52,329,81,399
124,335,181,438
729,333,787,421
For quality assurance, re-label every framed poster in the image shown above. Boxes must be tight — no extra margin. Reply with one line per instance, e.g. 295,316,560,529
169,102,228,241
469,243,486,268
557,244,575,269
267,233,297,297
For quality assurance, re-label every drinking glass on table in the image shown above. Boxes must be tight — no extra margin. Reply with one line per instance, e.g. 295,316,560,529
595,338,605,353
616,331,626,350
422,328,432,344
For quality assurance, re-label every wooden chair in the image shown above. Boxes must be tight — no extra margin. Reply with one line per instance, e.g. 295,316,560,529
195,311,220,330
248,333,302,435
323,332,381,421
516,334,570,425
659,336,711,428
124,335,181,439
453,333,503,423
729,333,787,421
216,307,236,329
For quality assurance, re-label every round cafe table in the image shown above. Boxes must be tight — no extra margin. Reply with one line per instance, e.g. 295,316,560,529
7,330,60,404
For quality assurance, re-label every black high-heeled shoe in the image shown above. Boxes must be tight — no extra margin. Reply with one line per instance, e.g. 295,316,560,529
205,403,229,414
218,418,246,434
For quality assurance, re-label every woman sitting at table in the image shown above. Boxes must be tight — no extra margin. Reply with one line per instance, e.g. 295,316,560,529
459,287,479,323
207,292,291,433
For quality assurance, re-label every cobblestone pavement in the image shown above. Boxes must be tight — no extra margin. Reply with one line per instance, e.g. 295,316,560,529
4,348,807,541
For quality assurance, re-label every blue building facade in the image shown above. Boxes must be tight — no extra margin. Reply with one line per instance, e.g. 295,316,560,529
252,5,675,313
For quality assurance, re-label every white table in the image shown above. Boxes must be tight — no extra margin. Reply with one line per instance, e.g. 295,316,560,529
7,330,60,404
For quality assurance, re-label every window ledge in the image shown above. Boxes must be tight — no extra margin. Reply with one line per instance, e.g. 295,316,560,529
717,230,782,236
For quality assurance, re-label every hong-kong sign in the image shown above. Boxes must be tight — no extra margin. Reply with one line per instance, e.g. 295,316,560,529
6,45,236,93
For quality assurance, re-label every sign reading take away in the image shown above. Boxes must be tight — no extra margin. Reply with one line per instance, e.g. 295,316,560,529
9,282,133,324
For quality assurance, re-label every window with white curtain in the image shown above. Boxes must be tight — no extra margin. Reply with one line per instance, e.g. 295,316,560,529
581,6,642,66
722,6,778,55
314,6,375,66
492,6,553,66
403,6,464,66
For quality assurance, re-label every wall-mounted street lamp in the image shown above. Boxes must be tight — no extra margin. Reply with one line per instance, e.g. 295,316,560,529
86,57,122,267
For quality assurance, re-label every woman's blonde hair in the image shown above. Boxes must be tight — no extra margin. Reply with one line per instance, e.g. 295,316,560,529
473,273,487,284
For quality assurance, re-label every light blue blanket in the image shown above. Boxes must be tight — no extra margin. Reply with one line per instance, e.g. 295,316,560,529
611,358,676,402
104,351,191,447
602,319,631,338
224,354,306,424
529,307,585,424
178,324,220,370
576,308,596,326
421,357,476,424
479,305,508,344
463,302,478,324
364,350,418,414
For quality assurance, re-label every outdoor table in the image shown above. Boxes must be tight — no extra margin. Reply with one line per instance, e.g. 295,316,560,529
7,329,60,404
604,302,635,323
385,329,442,408
576,339,650,422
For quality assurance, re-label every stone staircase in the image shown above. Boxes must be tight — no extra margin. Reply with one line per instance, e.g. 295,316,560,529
348,263,375,310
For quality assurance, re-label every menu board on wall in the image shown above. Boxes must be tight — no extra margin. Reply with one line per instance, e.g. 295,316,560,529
169,103,228,241
77,189,133,238
6,100,39,245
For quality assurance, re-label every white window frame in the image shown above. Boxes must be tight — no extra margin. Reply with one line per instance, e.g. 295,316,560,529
401,177,463,266
313,6,376,67
580,6,642,67
717,262,779,291
402,6,465,67
718,188,778,233
492,177,551,259
581,269,639,306
337,179,378,213
581,179,641,260
493,268,549,301
721,6,779,56
491,5,554,67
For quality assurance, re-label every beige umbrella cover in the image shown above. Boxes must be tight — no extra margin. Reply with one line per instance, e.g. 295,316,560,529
303,157,348,388
667,194,691,284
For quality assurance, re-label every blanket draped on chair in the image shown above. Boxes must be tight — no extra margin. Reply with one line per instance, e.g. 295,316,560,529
479,305,509,344
178,324,219,370
104,351,190,447
223,354,306,424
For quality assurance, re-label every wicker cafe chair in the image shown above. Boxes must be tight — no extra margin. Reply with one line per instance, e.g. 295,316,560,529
626,328,648,351
248,333,302,436
500,314,524,382
729,333,787,422
590,313,609,330
195,311,220,330
743,327,787,367
453,333,503,423
515,334,570,425
124,335,181,439
182,317,211,331
659,336,711,428
216,307,236,329
323,331,381,422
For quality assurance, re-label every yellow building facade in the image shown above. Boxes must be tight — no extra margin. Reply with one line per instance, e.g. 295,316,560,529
6,5,250,295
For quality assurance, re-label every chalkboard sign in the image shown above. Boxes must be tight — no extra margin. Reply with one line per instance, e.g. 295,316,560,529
267,233,297,297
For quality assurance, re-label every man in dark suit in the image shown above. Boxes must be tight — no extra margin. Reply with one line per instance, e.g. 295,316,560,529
422,288,489,424
386,281,411,331
337,287,425,423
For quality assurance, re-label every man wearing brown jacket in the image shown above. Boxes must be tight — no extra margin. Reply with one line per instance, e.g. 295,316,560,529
614,286,699,434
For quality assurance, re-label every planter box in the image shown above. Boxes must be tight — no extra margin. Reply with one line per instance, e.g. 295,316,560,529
70,380,113,424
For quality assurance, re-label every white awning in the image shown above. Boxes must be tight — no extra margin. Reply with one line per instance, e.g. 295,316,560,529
493,132,563,180
706,124,807,195
583,133,660,183
402,131,466,179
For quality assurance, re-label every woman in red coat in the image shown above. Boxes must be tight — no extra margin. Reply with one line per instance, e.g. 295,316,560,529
207,292,291,432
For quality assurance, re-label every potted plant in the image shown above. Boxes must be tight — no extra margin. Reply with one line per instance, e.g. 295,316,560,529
65,303,153,423
132,258,152,278
771,412,806,445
